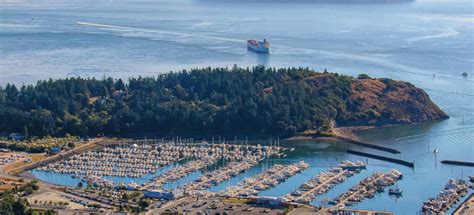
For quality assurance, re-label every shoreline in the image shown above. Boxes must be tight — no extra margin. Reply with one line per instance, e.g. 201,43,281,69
287,125,402,154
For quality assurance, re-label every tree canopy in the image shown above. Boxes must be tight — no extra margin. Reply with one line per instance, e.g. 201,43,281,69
0,66,364,137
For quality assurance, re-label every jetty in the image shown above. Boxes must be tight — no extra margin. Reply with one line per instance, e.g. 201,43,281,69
330,169,403,209
347,149,414,168
332,135,400,154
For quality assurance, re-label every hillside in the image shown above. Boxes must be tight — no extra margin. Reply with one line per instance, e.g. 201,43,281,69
0,66,447,137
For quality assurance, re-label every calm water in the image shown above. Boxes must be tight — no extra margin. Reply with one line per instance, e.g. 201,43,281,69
2,0,473,214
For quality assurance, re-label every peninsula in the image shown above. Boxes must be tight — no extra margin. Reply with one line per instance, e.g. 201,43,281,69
0,66,447,138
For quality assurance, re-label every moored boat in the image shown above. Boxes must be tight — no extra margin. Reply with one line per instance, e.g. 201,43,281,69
389,188,403,196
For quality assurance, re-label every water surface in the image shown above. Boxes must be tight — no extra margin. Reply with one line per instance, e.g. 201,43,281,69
2,0,473,214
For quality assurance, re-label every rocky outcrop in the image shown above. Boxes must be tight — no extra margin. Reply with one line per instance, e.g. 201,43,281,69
337,77,448,127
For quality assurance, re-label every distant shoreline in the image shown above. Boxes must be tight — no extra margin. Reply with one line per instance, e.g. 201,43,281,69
197,0,415,4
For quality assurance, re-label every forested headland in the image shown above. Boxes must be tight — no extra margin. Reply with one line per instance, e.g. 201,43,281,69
0,66,448,138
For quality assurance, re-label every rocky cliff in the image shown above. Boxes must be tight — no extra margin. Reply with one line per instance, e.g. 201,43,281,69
337,76,448,127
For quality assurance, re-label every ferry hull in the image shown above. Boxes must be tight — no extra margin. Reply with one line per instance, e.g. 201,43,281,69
247,45,270,53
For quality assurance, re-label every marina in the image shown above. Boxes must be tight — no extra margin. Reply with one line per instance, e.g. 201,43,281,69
220,161,309,197
422,179,470,214
1,0,473,213
27,138,474,214
38,140,285,179
282,160,366,204
140,157,218,191
180,157,261,194
330,169,403,209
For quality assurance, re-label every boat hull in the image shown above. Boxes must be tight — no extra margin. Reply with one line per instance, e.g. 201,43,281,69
247,39,270,53
247,44,270,53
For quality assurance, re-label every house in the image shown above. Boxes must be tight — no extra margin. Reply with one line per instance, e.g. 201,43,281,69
50,147,61,154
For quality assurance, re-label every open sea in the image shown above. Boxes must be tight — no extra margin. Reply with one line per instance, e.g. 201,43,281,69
1,0,473,214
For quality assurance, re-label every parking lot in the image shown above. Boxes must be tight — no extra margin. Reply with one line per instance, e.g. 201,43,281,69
148,196,286,215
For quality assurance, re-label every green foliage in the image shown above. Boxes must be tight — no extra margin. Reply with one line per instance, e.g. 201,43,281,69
0,181,39,215
357,73,371,79
0,66,353,137
0,137,78,153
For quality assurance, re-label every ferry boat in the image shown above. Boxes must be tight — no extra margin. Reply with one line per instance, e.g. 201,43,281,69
247,39,270,53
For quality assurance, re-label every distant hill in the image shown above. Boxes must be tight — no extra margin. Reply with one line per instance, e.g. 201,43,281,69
0,66,446,137
197,0,415,3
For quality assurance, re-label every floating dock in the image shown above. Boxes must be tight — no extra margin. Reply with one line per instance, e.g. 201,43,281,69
347,149,414,168
282,160,365,204
331,169,402,209
221,161,309,197
422,179,469,214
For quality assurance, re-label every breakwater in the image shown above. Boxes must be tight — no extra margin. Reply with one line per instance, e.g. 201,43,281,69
347,149,414,168
332,135,400,154
441,160,474,167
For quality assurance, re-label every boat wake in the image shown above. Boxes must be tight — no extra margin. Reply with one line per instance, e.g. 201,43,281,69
396,126,474,142
76,22,471,85
77,21,244,44
407,28,459,42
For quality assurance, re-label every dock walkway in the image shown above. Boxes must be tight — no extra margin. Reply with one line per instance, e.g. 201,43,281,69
331,169,402,209
332,172,385,209
184,158,262,192
294,170,348,203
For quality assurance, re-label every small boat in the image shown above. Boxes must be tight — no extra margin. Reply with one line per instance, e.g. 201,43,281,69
247,39,270,53
462,72,468,77
389,188,403,196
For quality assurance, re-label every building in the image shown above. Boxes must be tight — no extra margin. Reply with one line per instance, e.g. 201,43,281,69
9,133,25,141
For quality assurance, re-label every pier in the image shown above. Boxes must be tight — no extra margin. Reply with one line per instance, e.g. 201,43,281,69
282,160,366,204
221,161,309,197
453,193,474,215
347,149,414,168
422,179,469,214
181,157,261,193
330,169,403,209
141,157,218,191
